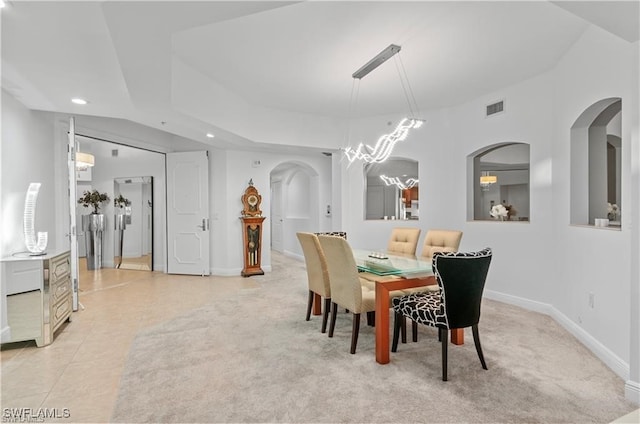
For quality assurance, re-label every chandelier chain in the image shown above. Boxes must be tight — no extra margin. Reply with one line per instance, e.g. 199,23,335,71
395,53,420,118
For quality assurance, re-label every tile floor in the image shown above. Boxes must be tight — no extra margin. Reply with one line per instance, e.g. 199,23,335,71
1,258,261,422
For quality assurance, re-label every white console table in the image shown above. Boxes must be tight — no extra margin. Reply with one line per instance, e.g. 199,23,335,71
1,249,72,347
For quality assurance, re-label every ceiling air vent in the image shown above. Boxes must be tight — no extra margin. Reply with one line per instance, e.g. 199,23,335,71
486,100,504,117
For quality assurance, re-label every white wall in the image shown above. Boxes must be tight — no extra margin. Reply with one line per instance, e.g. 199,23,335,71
551,27,636,379
1,90,60,342
212,149,333,274
1,91,59,256
342,70,556,296
338,24,638,391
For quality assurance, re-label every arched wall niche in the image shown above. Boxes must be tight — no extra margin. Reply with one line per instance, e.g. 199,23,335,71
570,97,622,227
467,142,530,221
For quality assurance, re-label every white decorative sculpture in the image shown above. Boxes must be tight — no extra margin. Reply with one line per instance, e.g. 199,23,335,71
23,182,48,254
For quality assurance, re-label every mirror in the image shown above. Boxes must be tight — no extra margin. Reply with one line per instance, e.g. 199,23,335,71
114,176,153,270
365,158,419,220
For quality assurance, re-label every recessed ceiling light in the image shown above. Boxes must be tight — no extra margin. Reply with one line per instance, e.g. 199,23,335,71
206,133,215,138
71,98,88,105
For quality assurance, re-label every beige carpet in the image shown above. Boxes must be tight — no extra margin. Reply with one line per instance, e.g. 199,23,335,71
111,254,636,423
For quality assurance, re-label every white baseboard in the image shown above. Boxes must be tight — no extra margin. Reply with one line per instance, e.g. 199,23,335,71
209,265,272,276
484,289,553,315
283,251,304,262
210,267,243,276
484,289,630,381
625,380,640,404
1,326,11,343
207,250,301,276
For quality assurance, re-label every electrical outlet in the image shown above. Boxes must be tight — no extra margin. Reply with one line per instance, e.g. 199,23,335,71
588,292,595,308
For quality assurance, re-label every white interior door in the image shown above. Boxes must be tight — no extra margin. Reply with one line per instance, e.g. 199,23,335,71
271,180,283,252
166,151,210,275
67,118,79,311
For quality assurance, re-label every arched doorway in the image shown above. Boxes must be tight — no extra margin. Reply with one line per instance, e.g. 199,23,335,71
270,161,320,254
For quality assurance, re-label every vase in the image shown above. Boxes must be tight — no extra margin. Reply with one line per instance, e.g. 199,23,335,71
82,214,105,270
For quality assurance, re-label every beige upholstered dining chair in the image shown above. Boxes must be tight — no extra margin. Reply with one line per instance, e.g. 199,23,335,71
420,229,463,260
359,227,422,286
406,229,463,294
387,227,422,255
296,232,331,333
317,235,376,354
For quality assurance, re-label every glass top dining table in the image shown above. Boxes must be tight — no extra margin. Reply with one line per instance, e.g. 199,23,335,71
351,249,433,276
350,248,464,364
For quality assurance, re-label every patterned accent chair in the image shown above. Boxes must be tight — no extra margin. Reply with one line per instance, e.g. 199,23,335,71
318,235,376,354
296,232,332,333
314,231,347,240
399,229,464,341
391,248,493,381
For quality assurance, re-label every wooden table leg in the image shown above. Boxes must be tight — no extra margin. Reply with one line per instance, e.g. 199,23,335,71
313,293,322,316
375,283,391,364
451,328,464,345
375,276,432,364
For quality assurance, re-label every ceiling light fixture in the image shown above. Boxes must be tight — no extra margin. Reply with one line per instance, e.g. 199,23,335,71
0,1,6,9
71,98,88,105
76,152,95,170
75,141,95,170
380,174,419,190
344,44,424,165
352,44,401,79
206,133,215,138
480,171,497,191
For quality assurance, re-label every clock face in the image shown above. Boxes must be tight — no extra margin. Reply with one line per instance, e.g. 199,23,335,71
248,195,258,207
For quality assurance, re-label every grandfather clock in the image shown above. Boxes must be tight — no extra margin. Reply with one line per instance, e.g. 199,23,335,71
240,180,266,277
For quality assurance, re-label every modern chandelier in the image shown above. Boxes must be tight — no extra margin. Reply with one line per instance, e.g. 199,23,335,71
343,44,424,164
380,174,419,190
